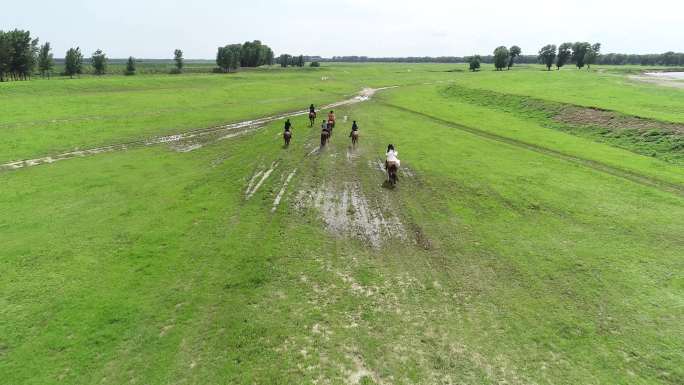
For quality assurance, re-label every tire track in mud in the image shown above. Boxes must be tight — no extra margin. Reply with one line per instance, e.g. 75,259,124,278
1,87,398,173
379,101,684,197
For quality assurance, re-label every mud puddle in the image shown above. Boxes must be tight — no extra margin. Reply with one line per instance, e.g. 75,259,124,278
295,181,406,248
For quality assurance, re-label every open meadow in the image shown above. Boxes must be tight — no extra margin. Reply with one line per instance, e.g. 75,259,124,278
1,63,683,384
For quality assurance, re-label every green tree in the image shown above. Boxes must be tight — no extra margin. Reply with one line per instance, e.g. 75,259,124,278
279,54,292,68
508,45,521,69
584,43,601,70
6,30,38,80
173,49,184,72
91,49,107,75
0,31,9,82
571,41,591,69
467,55,481,72
556,42,572,70
216,45,242,73
493,46,509,70
64,47,83,78
297,55,304,67
264,47,274,66
310,61,320,67
0,29,39,81
124,56,136,75
538,44,557,71
37,42,54,78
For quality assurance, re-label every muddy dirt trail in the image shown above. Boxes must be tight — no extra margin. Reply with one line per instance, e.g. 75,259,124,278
0,87,397,172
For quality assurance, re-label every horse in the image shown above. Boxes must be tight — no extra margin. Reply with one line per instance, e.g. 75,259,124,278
350,131,359,146
386,162,398,186
309,111,316,127
327,121,334,136
283,130,292,147
320,129,330,147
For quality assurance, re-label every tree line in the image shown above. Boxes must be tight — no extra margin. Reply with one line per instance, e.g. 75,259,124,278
0,29,188,81
536,42,602,70
276,54,306,67
325,51,684,67
216,40,274,72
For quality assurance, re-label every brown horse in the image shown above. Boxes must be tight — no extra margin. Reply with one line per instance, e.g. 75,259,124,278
309,112,316,127
351,131,359,146
320,129,330,147
283,130,292,146
386,162,398,186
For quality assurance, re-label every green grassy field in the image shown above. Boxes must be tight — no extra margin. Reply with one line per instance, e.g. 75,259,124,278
1,63,682,384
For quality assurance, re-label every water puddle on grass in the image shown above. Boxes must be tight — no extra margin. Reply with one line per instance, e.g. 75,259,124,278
295,182,406,248
630,72,684,89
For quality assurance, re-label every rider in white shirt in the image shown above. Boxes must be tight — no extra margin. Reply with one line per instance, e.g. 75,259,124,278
386,144,400,168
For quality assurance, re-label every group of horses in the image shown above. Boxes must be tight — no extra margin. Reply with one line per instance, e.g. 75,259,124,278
283,109,397,186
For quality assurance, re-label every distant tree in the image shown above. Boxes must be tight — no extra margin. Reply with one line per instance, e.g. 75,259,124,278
584,43,601,70
216,46,228,72
259,45,274,66
297,55,304,67
493,46,509,70
538,44,557,71
4,30,39,80
278,54,292,68
124,56,136,75
37,42,54,78
64,47,83,78
216,45,242,73
571,42,591,69
508,45,521,69
556,42,572,70
227,44,241,71
0,31,9,82
467,55,481,71
91,49,107,75
310,61,320,67
264,47,274,66
173,49,184,72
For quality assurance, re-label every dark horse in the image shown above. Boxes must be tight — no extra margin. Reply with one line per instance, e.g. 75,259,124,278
350,131,359,146
320,129,330,147
283,130,292,146
309,111,317,127
386,162,398,186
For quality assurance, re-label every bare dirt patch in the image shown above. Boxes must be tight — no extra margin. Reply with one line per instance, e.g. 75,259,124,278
554,105,684,134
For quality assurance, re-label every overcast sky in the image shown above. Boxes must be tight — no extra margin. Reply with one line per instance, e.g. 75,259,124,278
3,0,682,59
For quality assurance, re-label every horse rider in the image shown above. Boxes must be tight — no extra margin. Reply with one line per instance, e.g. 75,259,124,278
309,104,316,115
284,119,292,133
349,120,359,137
385,144,400,169
327,110,336,127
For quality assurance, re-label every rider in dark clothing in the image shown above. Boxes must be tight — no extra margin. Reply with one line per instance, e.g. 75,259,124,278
284,119,292,132
309,104,315,114
349,121,359,137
